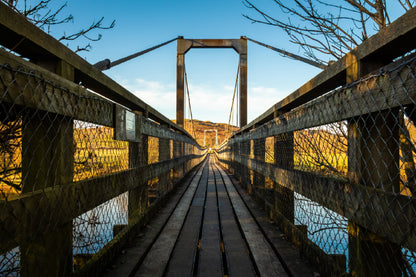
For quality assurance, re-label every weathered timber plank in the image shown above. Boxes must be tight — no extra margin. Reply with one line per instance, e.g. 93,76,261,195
198,160,223,277
0,154,205,253
218,161,288,276
225,166,341,276
134,159,203,277
165,164,208,277
221,165,319,276
0,3,193,137
214,164,256,277
141,117,198,146
232,56,416,142
81,158,206,277
0,48,113,127
0,49,203,148
236,7,416,135
230,155,416,252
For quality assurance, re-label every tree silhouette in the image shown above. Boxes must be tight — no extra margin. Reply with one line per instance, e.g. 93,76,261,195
2,0,115,52
243,0,414,65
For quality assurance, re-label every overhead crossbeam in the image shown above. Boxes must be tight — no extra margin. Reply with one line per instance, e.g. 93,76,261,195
176,37,247,128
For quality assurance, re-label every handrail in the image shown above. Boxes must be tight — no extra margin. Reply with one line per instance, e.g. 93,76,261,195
0,2,191,138
234,7,416,136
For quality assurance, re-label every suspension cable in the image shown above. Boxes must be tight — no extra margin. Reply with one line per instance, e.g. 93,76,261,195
94,37,179,70
245,37,327,69
227,61,240,135
184,65,196,138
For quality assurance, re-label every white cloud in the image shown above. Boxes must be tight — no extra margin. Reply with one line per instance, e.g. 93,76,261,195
247,86,288,122
113,77,288,124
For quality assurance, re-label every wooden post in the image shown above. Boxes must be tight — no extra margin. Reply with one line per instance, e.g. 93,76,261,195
159,136,170,195
253,138,265,202
274,131,295,223
20,60,74,276
239,41,247,127
176,51,185,128
173,140,183,180
128,133,148,221
346,54,403,276
241,140,251,191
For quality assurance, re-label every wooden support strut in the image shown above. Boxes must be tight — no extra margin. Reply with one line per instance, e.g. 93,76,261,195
273,114,295,223
20,60,74,276
346,53,403,276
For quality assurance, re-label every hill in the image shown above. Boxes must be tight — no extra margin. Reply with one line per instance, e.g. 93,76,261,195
172,119,238,148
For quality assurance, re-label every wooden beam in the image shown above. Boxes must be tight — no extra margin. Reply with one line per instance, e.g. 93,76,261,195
0,2,191,137
0,154,205,253
235,7,416,135
232,55,416,142
0,48,114,127
0,49,201,148
141,117,199,146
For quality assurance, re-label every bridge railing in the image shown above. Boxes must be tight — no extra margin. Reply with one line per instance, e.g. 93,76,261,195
217,7,416,276
0,3,206,276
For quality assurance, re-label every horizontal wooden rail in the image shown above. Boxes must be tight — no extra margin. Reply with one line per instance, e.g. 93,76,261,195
0,153,206,253
235,7,416,135
219,154,416,252
141,117,198,146
231,54,416,142
0,2,190,137
0,48,202,146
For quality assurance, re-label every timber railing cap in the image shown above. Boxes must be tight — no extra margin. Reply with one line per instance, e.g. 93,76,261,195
233,7,416,137
0,2,192,139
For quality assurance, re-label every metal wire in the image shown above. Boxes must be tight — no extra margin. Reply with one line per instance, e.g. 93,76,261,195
0,61,201,275
217,52,416,275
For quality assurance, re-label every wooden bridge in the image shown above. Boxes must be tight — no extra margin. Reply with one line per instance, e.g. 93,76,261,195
1,2,416,276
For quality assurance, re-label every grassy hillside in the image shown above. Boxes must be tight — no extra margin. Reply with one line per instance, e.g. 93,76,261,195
173,119,238,148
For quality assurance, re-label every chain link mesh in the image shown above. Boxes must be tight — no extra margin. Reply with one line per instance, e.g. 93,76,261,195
0,59,199,275
217,52,416,275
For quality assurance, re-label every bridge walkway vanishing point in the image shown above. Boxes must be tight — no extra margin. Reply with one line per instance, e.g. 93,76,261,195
105,155,315,277
3,2,416,277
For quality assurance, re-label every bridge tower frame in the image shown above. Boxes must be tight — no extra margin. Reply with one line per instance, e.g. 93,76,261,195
176,37,247,128
203,129,218,147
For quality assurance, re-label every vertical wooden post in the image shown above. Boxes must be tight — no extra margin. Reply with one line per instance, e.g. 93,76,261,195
239,38,247,128
240,140,250,191
347,54,403,276
173,140,183,180
176,53,185,128
274,131,295,223
128,132,148,221
253,137,265,201
20,60,74,276
159,135,170,195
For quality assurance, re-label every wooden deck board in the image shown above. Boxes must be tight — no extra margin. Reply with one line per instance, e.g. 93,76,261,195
133,161,205,277
225,170,318,277
217,164,289,277
197,164,223,277
164,166,209,277
110,155,315,276
215,168,257,277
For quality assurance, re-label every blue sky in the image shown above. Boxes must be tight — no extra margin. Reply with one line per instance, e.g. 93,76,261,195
48,0,407,124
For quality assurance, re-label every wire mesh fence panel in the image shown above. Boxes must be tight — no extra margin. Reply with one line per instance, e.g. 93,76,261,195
0,247,19,277
73,192,128,255
74,122,128,181
0,54,204,276
217,52,416,275
294,123,348,179
294,193,349,259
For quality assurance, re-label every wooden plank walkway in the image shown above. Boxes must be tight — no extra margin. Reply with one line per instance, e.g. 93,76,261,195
105,155,316,277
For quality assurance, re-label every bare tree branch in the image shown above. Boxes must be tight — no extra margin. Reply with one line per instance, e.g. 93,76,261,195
243,0,414,64
1,0,115,53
